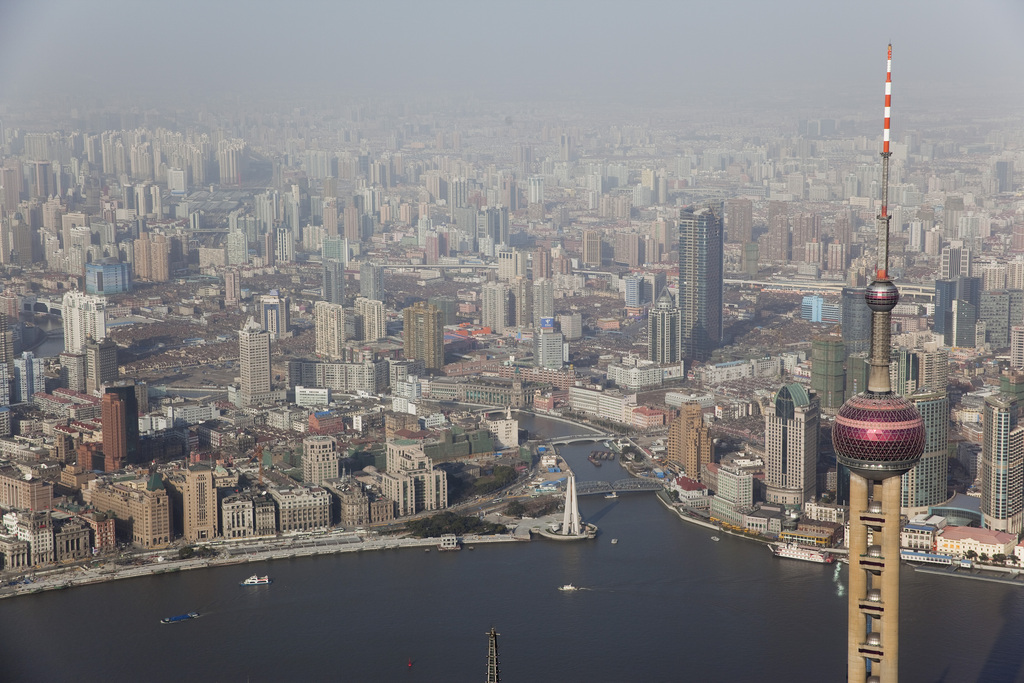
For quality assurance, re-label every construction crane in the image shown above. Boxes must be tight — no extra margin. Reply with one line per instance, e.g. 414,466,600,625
245,444,265,486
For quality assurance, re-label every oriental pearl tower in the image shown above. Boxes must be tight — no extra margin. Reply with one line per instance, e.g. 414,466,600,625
832,45,925,683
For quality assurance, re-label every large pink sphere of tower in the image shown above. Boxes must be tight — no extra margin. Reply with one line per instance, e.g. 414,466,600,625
833,393,925,480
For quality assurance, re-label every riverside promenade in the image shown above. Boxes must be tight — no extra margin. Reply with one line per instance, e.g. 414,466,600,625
0,530,525,600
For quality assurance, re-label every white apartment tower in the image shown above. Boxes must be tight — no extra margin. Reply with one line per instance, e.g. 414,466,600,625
355,297,387,342
239,317,271,407
314,301,346,360
62,290,108,353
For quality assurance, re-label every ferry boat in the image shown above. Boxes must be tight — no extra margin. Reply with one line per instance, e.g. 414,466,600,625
558,584,578,592
161,612,199,624
240,575,272,586
769,542,834,564
604,491,618,499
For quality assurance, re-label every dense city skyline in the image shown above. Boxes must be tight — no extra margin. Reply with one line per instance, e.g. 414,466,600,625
3,3,1024,679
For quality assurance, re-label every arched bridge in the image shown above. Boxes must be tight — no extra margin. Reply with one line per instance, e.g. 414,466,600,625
22,296,62,316
576,479,664,496
549,434,611,446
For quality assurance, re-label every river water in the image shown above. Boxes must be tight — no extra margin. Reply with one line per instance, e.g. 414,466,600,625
2,414,1024,681
18,312,64,358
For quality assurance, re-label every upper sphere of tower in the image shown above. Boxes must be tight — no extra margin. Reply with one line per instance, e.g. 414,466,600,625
865,280,900,312
833,393,925,480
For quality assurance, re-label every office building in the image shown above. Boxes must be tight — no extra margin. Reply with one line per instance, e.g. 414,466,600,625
269,486,331,532
946,300,977,348
582,230,601,267
535,329,567,370
59,352,87,393
995,160,1015,193
81,476,170,549
176,466,218,542
226,229,248,265
322,259,346,305
101,390,128,472
678,206,723,362
403,301,444,370
224,268,240,307
841,287,871,357
239,317,272,407
939,242,972,279
428,296,457,326
532,279,554,329
957,275,982,309
980,394,1024,534
359,262,385,302
303,435,339,487
1012,326,1024,369
667,403,712,481
527,176,545,205
85,338,118,394
510,277,532,328
559,313,582,341
647,289,679,364
275,227,294,263
901,391,949,513
259,293,291,341
764,384,820,507
380,442,448,517
355,297,387,342
0,311,11,373
533,247,552,280
13,352,44,404
933,279,957,336
482,282,510,334
624,276,642,308
105,383,139,461
497,248,527,282
811,337,845,415
85,259,131,295
725,198,753,244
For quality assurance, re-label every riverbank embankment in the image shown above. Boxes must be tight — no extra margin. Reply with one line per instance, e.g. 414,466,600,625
0,532,524,600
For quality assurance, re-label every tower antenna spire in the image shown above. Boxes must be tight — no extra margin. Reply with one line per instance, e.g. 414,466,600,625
878,43,893,280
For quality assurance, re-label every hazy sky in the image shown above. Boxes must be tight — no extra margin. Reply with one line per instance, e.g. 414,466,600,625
1,0,1023,108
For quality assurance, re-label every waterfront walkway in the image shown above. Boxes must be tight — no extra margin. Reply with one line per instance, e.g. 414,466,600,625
0,531,525,601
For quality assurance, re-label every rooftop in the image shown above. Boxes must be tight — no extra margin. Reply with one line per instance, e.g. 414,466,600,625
940,526,1016,545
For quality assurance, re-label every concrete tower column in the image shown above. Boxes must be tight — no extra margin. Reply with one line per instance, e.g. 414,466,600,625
847,473,869,680
879,475,902,681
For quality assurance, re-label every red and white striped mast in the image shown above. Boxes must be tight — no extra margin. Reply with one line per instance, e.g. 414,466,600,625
878,43,893,281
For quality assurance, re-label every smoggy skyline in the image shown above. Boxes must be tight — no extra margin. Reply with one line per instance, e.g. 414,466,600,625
2,0,1023,110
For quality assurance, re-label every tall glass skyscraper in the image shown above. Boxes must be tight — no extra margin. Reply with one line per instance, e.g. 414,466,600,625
840,287,871,356
901,390,949,512
981,393,1024,534
678,205,723,362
